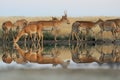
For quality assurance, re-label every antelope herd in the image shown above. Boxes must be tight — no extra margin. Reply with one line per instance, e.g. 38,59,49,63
69,18,120,42
1,12,120,67
2,12,70,44
2,13,120,44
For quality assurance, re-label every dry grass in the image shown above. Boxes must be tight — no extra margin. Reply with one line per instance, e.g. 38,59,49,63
0,16,120,39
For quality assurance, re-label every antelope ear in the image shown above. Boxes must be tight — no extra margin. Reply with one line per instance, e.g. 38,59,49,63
99,18,104,21
23,22,27,26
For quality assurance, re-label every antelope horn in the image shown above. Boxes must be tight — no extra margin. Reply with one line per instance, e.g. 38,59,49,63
64,10,67,17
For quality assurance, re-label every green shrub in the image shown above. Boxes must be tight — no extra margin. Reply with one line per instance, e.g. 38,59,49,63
43,32,54,40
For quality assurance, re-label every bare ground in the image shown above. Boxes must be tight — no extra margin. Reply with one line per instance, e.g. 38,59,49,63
0,69,120,80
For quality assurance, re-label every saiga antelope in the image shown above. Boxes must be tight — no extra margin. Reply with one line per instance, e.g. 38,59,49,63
97,19,118,41
29,12,70,41
13,23,43,46
14,19,28,33
69,19,102,42
106,19,120,28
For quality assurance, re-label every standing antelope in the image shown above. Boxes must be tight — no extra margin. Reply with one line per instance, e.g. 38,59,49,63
14,19,28,33
69,19,102,42
97,19,118,40
29,13,70,41
106,19,120,28
2,21,14,41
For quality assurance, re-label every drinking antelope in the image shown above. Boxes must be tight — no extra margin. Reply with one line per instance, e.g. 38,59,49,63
97,19,118,40
14,19,28,33
13,23,43,46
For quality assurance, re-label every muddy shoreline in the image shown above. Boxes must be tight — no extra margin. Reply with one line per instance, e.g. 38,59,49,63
0,69,120,80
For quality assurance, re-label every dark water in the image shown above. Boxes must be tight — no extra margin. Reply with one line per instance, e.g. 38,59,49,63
1,41,120,80
1,41,120,69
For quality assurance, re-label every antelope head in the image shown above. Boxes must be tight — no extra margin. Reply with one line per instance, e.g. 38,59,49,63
96,18,104,25
52,17,59,21
61,11,70,24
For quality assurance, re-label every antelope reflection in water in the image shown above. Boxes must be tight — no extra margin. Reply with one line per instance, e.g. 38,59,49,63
2,42,28,64
13,43,70,68
2,42,13,64
2,21,14,42
2,49,12,64
70,43,97,63
95,44,120,63
70,43,120,64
